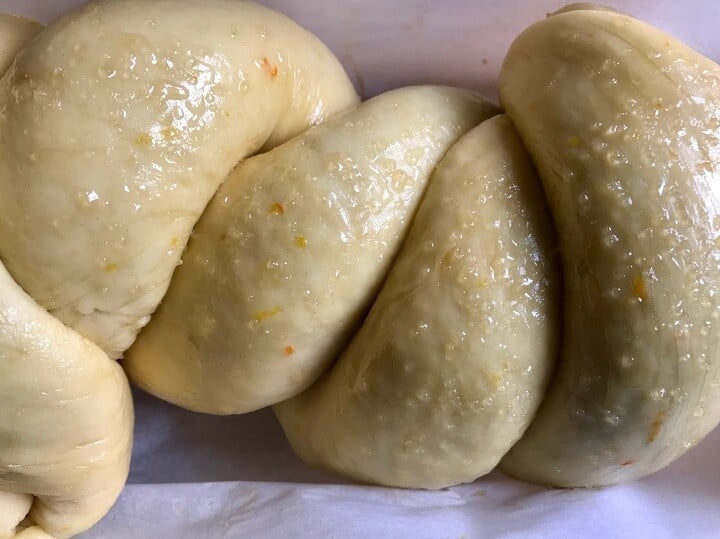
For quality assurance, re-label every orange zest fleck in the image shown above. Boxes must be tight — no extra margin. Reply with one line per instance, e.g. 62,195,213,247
103,262,118,273
648,410,667,443
262,56,278,79
631,275,647,301
170,237,180,248
566,135,581,147
135,132,153,146
270,202,285,215
284,345,295,356
621,459,634,466
253,306,283,321
161,126,178,140
295,235,307,248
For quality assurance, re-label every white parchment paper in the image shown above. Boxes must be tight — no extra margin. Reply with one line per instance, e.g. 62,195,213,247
4,1,720,537
79,390,720,538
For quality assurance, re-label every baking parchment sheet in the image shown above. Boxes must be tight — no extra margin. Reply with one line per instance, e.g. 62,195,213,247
5,1,720,537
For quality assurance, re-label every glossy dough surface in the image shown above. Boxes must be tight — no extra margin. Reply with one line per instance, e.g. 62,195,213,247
125,86,497,414
0,13,132,539
0,261,133,538
3,2,720,537
0,0,358,359
275,115,559,488
499,7,720,486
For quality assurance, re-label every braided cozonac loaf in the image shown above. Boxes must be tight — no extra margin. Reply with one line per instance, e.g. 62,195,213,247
2,1,720,537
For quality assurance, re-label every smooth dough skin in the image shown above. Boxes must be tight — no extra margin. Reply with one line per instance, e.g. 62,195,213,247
0,261,134,539
551,3,619,15
125,86,497,414
0,0,359,359
275,115,559,489
0,14,41,74
0,491,32,538
499,8,720,486
11,529,53,539
0,13,132,539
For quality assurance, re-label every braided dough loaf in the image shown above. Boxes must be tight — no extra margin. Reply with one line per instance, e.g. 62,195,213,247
2,1,720,537
275,115,559,489
0,0,359,360
125,86,498,414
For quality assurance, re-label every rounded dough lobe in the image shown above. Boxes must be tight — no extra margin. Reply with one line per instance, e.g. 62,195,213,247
551,3,619,15
0,492,32,539
0,13,131,539
275,115,559,489
0,14,41,74
13,529,54,539
125,86,498,414
0,0,359,359
0,261,134,538
500,8,720,486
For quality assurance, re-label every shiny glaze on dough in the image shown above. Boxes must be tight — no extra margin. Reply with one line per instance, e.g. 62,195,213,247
0,0,358,359
276,116,559,489
500,7,720,486
125,86,497,414
0,14,40,74
0,260,133,538
0,13,132,539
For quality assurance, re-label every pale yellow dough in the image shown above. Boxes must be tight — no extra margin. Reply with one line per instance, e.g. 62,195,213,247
3,3,720,537
125,86,497,414
0,257,133,538
0,14,40,74
500,7,720,486
275,115,559,489
0,12,132,539
0,0,359,359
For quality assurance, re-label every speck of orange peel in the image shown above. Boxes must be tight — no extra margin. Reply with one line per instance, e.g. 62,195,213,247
262,56,278,79
567,135,581,147
253,306,283,321
135,132,152,146
295,236,307,248
270,202,285,215
648,410,667,443
284,345,295,356
631,275,647,301
162,126,178,140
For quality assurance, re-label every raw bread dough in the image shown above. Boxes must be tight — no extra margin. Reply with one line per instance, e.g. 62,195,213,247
0,0,359,359
0,14,40,74
125,86,498,414
275,115,559,489
3,4,720,536
499,6,720,486
0,10,135,539
0,259,133,538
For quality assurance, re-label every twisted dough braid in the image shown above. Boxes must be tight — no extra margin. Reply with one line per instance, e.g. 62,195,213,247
3,2,720,537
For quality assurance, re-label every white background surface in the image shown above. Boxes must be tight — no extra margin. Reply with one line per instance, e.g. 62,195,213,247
5,1,720,538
